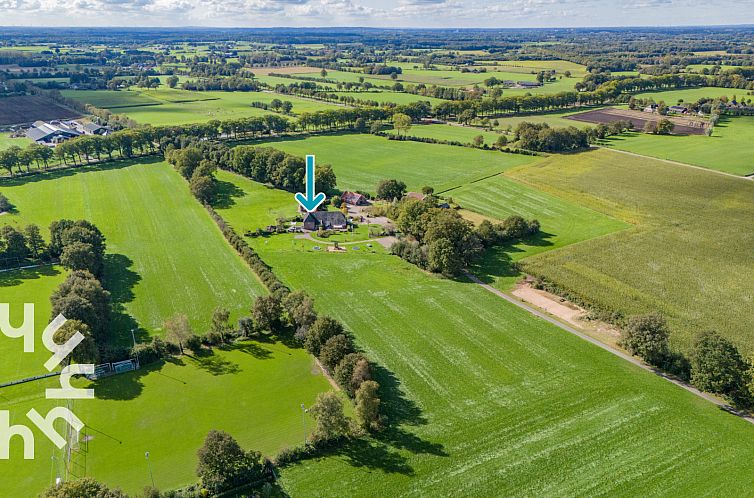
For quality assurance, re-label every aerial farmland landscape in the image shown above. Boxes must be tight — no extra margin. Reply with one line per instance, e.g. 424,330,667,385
1,3,754,497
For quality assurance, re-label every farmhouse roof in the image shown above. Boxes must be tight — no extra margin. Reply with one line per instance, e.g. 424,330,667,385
342,191,368,205
26,120,81,142
304,211,348,227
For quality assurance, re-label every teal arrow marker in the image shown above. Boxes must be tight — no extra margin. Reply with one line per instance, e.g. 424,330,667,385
294,155,326,212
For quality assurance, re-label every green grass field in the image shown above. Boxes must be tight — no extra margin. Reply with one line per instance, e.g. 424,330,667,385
0,339,332,496
332,91,446,106
489,108,599,130
633,86,741,104
219,228,754,496
385,124,503,144
448,173,629,287
256,134,539,193
0,161,333,496
61,89,339,126
0,132,33,150
509,148,754,353
1,159,266,339
602,115,754,176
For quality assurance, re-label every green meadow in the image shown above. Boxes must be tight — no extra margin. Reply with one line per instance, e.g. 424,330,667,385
633,86,741,103
256,134,539,193
222,228,754,497
332,91,446,106
510,148,754,352
603,115,754,176
0,161,333,496
1,159,266,337
61,89,339,126
0,340,331,496
0,132,33,151
385,123,503,144
448,173,629,287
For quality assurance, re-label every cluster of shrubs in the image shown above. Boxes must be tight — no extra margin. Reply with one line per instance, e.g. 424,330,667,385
165,145,218,204
0,221,47,269
388,193,540,276
514,122,590,152
43,220,111,364
618,313,754,408
223,145,338,195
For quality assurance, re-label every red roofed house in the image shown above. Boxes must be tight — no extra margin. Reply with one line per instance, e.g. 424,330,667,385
341,191,369,206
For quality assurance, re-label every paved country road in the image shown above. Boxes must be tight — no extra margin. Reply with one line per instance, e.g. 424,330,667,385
463,270,754,426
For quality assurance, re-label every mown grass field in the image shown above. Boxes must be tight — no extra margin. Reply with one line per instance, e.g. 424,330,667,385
1,159,266,338
0,162,333,496
0,132,33,150
62,89,339,126
257,134,539,193
0,339,332,496
633,86,740,103
332,91,446,106
385,123,503,144
602,115,754,176
509,148,754,352
448,173,629,288
222,228,754,497
490,108,600,130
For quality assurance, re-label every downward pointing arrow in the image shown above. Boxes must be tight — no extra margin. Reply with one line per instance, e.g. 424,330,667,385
294,155,326,212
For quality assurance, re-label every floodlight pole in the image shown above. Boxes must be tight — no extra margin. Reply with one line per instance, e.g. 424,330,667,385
145,451,155,487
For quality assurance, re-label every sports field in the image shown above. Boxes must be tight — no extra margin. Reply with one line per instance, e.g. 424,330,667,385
0,161,332,496
602,115,754,176
219,228,754,497
510,148,754,352
1,159,266,338
1,339,331,496
256,134,539,193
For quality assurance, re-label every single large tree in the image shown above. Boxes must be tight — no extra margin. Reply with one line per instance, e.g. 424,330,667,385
690,331,748,398
164,313,193,354
619,313,670,366
197,430,265,493
309,391,350,442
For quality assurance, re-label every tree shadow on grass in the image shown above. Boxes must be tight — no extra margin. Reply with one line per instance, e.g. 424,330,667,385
315,437,415,476
371,364,448,459
221,340,274,360
101,253,149,351
91,360,158,401
464,231,555,285
0,264,60,287
213,178,246,209
186,348,242,376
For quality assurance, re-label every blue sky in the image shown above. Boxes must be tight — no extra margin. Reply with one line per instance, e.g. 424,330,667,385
0,0,752,27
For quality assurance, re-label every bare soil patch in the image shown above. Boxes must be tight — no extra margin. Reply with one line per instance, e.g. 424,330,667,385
512,280,621,347
567,107,707,135
0,95,81,126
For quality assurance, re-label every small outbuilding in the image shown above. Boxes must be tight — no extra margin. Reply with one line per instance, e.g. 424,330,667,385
341,191,369,206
